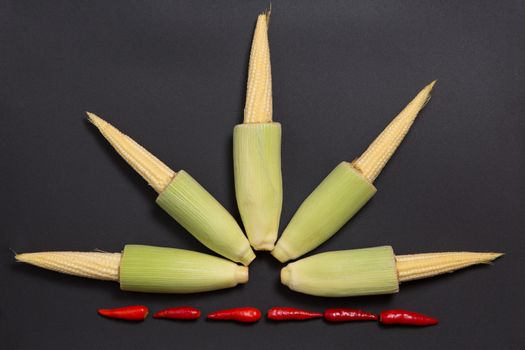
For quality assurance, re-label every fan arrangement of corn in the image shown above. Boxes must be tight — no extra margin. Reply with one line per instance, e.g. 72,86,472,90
16,10,502,297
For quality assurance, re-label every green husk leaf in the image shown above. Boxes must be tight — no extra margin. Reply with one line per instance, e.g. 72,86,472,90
272,162,376,262
119,245,248,293
156,171,255,265
281,246,399,297
233,123,282,250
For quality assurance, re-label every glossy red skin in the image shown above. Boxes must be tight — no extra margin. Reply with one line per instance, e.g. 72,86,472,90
153,307,201,320
207,307,261,323
324,309,378,322
98,305,149,321
380,309,439,326
268,307,323,321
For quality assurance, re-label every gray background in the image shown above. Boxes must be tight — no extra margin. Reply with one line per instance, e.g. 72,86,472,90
1,0,524,349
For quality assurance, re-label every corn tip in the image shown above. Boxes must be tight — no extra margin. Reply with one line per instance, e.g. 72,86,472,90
86,111,102,126
85,111,94,121
264,3,271,18
485,252,504,262
14,252,44,265
14,253,29,263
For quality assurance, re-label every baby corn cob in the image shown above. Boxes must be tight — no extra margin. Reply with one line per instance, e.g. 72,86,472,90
87,113,255,266
16,245,249,293
280,246,502,297
395,251,503,282
15,251,121,281
233,9,283,250
244,9,273,124
272,81,436,262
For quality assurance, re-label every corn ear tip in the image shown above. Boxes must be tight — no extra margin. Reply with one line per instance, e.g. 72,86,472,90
14,252,38,265
419,80,437,107
14,252,35,263
487,252,504,263
85,111,96,121
476,252,503,264
85,111,103,128
14,253,26,262
262,3,271,21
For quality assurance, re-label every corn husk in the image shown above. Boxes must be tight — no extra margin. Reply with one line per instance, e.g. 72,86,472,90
119,245,248,293
281,246,399,297
157,171,255,265
272,162,376,262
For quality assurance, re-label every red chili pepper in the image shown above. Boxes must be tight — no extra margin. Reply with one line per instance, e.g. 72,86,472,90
98,305,149,321
324,308,378,322
267,307,323,321
153,307,201,320
207,307,261,323
380,309,438,326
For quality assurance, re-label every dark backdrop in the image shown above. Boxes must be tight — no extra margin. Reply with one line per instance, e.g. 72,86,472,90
1,1,524,349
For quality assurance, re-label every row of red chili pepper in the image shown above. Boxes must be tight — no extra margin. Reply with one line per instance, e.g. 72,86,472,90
98,306,438,326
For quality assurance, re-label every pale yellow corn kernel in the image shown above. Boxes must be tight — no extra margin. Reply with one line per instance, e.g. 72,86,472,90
352,80,437,183
87,112,175,193
15,251,121,281
396,251,503,283
244,9,272,124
